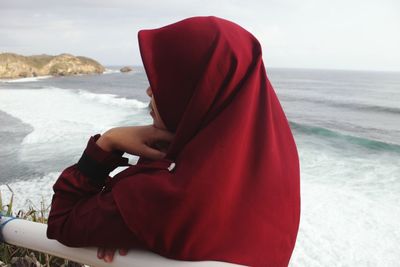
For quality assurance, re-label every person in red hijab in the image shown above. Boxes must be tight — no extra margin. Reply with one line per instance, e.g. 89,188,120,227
46,16,301,267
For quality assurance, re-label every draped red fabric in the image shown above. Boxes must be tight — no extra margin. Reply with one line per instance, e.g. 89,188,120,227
111,16,301,267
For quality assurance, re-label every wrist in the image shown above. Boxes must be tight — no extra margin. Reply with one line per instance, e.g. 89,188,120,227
77,134,130,184
96,130,115,152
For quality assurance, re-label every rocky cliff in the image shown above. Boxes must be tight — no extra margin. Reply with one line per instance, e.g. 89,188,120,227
0,53,105,79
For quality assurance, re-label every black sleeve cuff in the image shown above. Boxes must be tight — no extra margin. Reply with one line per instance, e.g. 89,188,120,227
77,134,130,184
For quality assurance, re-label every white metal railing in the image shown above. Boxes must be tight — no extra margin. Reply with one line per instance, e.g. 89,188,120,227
0,216,245,267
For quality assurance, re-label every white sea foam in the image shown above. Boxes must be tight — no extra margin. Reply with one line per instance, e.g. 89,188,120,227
0,172,59,217
103,68,121,74
77,90,148,109
289,134,400,266
0,87,151,163
0,75,53,83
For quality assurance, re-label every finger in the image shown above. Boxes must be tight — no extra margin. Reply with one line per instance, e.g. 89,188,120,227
141,144,167,160
97,247,105,259
119,248,129,255
156,129,175,142
104,248,116,262
151,126,175,141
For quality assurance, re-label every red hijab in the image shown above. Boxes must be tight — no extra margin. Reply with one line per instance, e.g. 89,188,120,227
111,16,301,267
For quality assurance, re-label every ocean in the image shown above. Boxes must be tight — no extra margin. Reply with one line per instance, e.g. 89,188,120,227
0,67,399,266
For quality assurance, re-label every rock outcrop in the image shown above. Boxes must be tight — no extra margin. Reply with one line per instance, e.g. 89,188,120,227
120,66,133,73
0,53,105,79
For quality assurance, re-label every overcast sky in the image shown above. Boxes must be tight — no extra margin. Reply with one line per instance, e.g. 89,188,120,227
1,0,399,71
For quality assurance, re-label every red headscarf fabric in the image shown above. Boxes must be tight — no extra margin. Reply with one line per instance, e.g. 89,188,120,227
111,16,301,267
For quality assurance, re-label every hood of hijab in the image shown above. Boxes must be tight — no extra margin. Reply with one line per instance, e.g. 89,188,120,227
138,16,262,160
111,16,300,266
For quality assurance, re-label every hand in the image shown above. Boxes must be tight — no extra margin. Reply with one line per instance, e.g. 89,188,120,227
96,125,175,160
97,247,128,263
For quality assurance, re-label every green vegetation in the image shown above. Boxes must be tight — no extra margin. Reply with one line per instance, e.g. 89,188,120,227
0,185,85,267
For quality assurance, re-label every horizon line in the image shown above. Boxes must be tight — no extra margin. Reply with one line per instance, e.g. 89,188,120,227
105,64,400,73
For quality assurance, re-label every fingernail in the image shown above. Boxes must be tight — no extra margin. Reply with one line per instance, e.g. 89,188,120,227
105,255,111,262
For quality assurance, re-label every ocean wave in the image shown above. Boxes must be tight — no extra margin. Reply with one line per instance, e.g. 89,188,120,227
0,87,151,147
0,172,60,214
0,75,53,83
103,68,120,74
290,121,400,153
77,89,148,109
281,95,400,115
